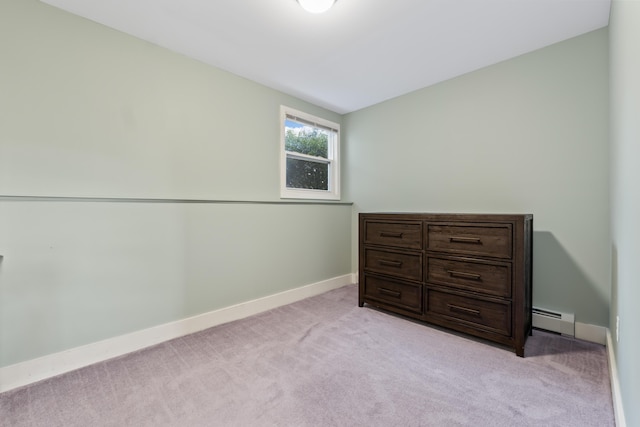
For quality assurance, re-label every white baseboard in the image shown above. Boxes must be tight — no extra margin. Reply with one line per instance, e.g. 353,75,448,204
606,329,627,427
575,322,607,345
0,273,355,394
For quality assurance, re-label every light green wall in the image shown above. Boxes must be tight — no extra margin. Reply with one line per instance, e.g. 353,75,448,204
345,29,610,327
609,1,640,425
0,0,340,199
0,0,351,367
0,201,351,366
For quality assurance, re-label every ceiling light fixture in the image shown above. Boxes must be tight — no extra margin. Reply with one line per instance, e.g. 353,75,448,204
298,0,336,14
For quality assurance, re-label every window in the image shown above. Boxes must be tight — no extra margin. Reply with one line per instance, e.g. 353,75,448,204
280,106,340,200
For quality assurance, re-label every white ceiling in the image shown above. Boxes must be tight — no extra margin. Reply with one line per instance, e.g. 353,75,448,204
41,0,611,114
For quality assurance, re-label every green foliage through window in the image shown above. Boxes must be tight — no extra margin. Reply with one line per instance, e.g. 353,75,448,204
285,128,328,158
280,106,340,200
286,158,329,190
285,125,330,190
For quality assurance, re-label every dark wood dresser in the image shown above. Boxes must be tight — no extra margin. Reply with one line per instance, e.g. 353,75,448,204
359,213,533,356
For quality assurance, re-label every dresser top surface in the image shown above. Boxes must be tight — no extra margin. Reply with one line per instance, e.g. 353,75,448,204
360,212,533,222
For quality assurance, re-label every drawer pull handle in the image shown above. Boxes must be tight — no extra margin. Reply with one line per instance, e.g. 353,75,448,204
380,232,404,238
447,270,482,281
447,304,481,317
379,288,401,298
379,259,403,268
449,237,482,244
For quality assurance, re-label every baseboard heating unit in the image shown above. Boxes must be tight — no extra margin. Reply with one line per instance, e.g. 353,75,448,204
532,307,575,336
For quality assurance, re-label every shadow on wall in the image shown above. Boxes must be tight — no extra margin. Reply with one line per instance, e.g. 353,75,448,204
609,244,618,333
533,231,608,327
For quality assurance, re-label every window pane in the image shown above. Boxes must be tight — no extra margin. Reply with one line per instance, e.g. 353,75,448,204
285,119,328,159
286,157,329,190
280,106,340,200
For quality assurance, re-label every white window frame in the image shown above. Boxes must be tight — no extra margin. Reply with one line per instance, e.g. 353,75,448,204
280,106,340,200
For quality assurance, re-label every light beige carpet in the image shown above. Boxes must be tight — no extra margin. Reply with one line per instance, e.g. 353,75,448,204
0,284,614,426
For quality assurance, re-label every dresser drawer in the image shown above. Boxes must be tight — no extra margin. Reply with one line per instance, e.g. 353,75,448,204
364,248,422,281
427,256,511,298
426,223,512,259
364,220,422,249
426,288,511,336
363,275,422,313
